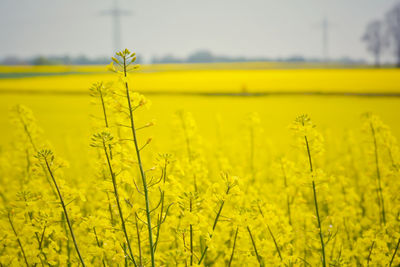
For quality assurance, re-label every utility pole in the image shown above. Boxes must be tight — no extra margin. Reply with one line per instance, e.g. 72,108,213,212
101,0,132,52
322,17,329,62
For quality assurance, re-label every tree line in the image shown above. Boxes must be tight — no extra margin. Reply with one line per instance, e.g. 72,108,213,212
362,2,400,67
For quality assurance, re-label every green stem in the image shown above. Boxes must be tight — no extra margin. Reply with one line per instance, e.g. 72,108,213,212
247,226,263,266
228,227,239,267
98,86,113,159
93,227,107,267
153,193,164,252
62,213,71,267
43,158,85,267
304,135,313,173
106,191,115,226
98,87,109,128
123,56,155,267
367,240,375,266
267,224,283,262
257,202,283,262
102,142,137,266
28,210,47,266
19,113,57,198
312,180,326,267
370,122,386,225
8,213,30,267
280,160,292,226
198,187,230,264
154,161,168,252
389,237,400,267
304,133,326,267
135,213,143,267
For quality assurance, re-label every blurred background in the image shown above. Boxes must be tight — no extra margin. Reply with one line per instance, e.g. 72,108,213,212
1,0,400,166
1,0,400,66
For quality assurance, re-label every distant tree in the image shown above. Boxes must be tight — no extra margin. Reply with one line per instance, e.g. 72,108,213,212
187,50,215,63
32,56,56,65
152,54,183,64
386,2,400,67
0,56,28,65
362,20,386,67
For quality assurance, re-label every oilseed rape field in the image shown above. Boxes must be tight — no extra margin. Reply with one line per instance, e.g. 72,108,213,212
1,50,400,266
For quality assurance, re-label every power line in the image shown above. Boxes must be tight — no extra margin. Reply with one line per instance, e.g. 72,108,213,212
101,0,132,52
313,17,331,62
322,17,329,62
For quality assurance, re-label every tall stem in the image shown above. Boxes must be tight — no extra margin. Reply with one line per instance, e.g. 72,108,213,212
304,135,326,267
304,136,313,173
93,227,107,267
18,113,57,197
280,160,292,225
43,158,85,267
267,224,283,262
135,213,142,267
123,57,155,267
228,227,239,267
154,161,168,252
257,203,283,262
103,142,137,266
61,213,71,267
367,240,375,266
389,237,400,267
198,186,230,264
312,180,326,267
247,226,263,266
98,87,113,159
370,123,386,225
8,213,30,267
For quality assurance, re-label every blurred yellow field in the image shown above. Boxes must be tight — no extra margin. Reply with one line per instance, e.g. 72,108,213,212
1,93,400,155
1,64,399,156
1,65,400,94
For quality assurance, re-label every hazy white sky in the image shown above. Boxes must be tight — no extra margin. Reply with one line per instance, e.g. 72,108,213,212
0,0,398,62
